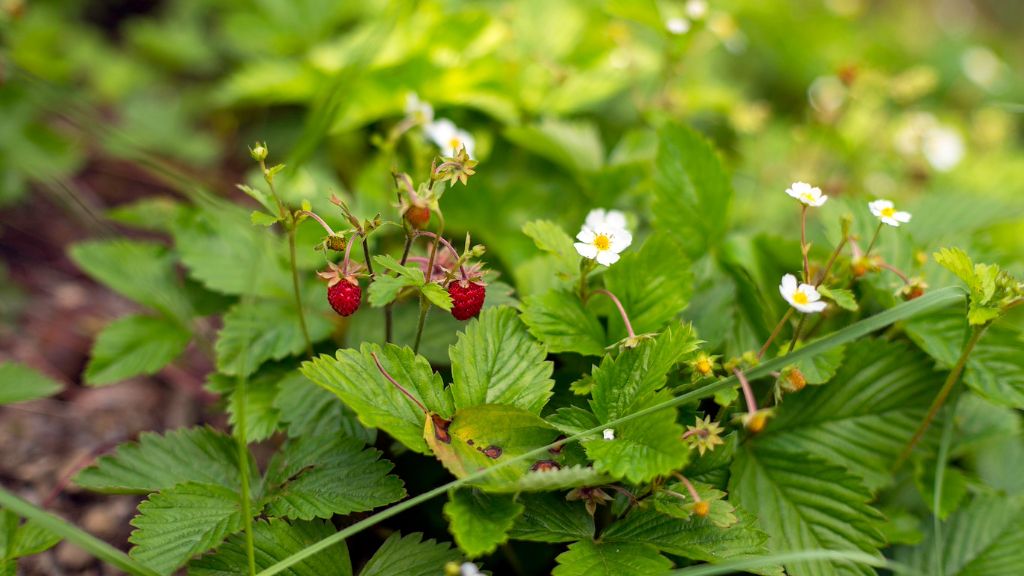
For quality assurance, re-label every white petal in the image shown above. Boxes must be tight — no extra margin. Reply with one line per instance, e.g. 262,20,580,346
576,228,596,243
424,119,456,148
575,242,598,259
882,216,900,227
604,210,628,231
780,274,798,295
596,251,620,266
585,209,607,229
868,199,892,216
800,284,821,302
894,211,912,223
795,300,828,314
609,229,633,253
812,194,828,206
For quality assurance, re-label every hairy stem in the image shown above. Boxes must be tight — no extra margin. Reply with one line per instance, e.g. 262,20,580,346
412,297,431,355
758,308,794,359
815,236,848,287
673,472,703,503
413,212,445,354
734,368,758,414
385,233,414,343
878,261,911,284
895,324,987,469
234,372,257,576
288,229,313,357
864,222,883,258
800,205,810,283
297,210,335,236
787,314,807,354
590,288,636,339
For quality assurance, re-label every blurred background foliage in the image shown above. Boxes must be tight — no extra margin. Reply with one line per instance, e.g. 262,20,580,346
1,0,1022,323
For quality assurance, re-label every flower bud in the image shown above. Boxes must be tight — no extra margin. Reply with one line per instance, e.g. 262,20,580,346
781,367,806,392
249,142,268,162
693,501,710,517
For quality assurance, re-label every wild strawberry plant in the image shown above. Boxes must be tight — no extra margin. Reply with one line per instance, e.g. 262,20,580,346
2,109,1023,576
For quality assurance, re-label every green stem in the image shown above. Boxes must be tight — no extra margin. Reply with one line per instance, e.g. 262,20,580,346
864,222,883,258
235,370,257,576
254,287,966,576
0,487,161,576
412,297,430,354
288,229,313,357
895,324,987,470
413,211,444,354
758,308,794,359
787,314,807,354
578,259,595,300
932,394,959,576
814,235,848,288
800,205,810,282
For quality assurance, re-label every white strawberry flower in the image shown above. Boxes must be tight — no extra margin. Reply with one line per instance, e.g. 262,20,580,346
868,199,912,227
460,562,482,576
424,118,475,158
404,93,433,124
574,211,633,267
785,182,828,207
779,274,827,314
666,17,691,35
603,428,616,441
685,0,708,19
584,208,628,233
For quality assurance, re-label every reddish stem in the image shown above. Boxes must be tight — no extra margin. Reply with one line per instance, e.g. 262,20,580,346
298,210,336,236
413,230,467,278
672,472,703,503
734,368,758,414
590,289,636,339
370,351,428,415
758,308,794,359
878,261,911,284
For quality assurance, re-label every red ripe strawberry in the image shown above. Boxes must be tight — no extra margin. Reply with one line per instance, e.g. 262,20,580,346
327,278,361,317
448,280,486,320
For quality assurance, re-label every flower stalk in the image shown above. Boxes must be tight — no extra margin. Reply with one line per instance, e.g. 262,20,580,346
590,288,636,340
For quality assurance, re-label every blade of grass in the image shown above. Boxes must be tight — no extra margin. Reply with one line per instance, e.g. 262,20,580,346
255,286,967,576
0,487,161,576
664,549,922,576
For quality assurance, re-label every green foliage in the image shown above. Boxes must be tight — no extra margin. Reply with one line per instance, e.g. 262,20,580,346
653,123,733,258
443,489,524,558
507,494,594,543
730,444,885,576
448,306,554,414
818,286,858,311
522,290,607,356
261,435,405,520
934,247,1022,325
0,362,62,405
215,297,332,376
603,234,694,338
190,519,351,576
357,532,460,576
74,427,248,494
129,483,245,576
368,255,452,311
301,343,453,454
85,315,191,386
1,510,61,575
552,540,673,576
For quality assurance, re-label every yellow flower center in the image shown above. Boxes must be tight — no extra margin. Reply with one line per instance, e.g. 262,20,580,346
801,193,815,203
593,234,611,251
695,357,712,375
449,137,462,150
881,206,895,218
792,290,809,305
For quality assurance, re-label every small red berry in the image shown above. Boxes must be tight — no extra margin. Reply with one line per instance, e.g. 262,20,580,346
327,278,361,317
404,205,431,229
448,280,486,321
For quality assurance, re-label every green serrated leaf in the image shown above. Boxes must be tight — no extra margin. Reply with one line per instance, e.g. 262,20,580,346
730,443,885,576
421,283,453,311
603,234,694,338
74,427,249,494
215,297,332,377
791,344,845,385
522,220,579,278
522,290,606,356
552,540,672,576
273,372,375,443
262,434,405,520
357,532,460,576
653,123,733,257
443,489,523,558
602,506,773,567
503,465,609,492
236,183,278,216
373,255,426,283
895,495,1024,576
584,391,689,483
251,210,281,227
69,239,192,321
758,339,939,490
426,404,563,488
818,286,858,311
129,483,245,575
301,343,453,454
590,323,697,421
190,518,351,576
367,274,419,307
448,306,554,414
0,362,62,405
914,459,968,520
508,493,594,543
85,315,191,386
